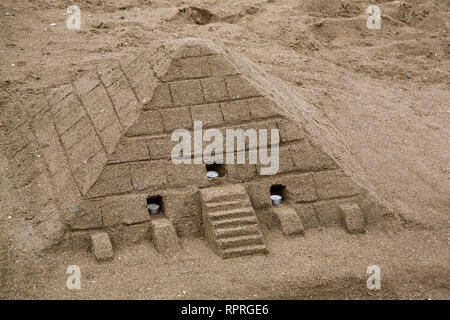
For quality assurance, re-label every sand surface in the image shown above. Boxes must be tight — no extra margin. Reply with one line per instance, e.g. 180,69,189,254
0,0,449,299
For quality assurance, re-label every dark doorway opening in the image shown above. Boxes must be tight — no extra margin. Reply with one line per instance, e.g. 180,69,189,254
147,196,163,215
206,163,226,178
270,184,286,205
270,184,286,196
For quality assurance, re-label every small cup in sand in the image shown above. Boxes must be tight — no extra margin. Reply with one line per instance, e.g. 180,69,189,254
270,194,282,206
147,203,161,214
206,170,219,178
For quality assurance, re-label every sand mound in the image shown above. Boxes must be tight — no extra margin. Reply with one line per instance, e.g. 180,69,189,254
295,0,362,18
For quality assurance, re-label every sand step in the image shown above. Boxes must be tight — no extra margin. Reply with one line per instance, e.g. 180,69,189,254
205,200,249,212
217,234,264,250
211,215,259,229
204,193,247,204
214,224,261,239
207,207,255,221
222,244,268,259
200,184,248,203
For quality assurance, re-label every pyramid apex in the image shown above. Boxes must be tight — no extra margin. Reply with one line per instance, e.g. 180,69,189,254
161,38,225,59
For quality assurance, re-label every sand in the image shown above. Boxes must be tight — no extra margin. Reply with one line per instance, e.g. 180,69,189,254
0,0,449,299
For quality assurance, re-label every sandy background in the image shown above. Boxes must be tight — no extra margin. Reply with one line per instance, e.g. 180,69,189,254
0,0,449,299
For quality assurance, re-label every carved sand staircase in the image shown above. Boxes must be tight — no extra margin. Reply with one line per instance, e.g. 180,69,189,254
200,184,268,258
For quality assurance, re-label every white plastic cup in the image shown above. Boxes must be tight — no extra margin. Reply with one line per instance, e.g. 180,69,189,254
206,170,219,178
270,194,282,206
147,203,160,214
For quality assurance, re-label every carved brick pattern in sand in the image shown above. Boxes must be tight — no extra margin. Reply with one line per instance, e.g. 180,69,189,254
34,39,380,243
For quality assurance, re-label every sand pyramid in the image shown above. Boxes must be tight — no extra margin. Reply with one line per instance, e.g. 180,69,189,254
35,38,384,257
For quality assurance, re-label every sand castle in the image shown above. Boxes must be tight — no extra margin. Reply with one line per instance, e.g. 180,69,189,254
33,38,381,259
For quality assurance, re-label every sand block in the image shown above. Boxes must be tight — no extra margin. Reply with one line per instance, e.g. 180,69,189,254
169,79,204,106
225,75,261,99
294,203,320,229
190,103,224,127
149,218,181,254
272,206,304,236
90,232,113,261
340,203,366,234
162,106,193,130
42,38,384,243
201,77,229,103
246,181,271,208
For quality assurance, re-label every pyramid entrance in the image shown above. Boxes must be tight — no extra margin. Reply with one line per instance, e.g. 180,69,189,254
146,196,163,215
206,163,226,178
200,184,267,258
270,185,286,203
35,38,379,259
